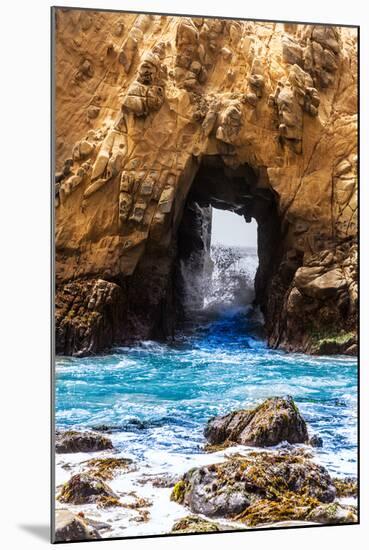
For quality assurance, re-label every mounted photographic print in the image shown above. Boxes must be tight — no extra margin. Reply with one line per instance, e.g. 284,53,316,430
52,6,359,543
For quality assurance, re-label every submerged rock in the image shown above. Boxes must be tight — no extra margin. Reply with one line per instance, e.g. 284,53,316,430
57,473,118,505
55,430,113,453
171,449,336,519
54,510,101,541
138,472,181,488
308,434,323,448
204,397,309,447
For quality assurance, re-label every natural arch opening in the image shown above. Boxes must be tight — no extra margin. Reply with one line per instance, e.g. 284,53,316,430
173,156,284,332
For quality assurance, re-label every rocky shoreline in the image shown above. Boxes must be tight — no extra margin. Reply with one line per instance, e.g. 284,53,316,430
54,397,357,541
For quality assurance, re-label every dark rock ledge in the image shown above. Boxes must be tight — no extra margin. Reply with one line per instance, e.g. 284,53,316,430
55,430,113,453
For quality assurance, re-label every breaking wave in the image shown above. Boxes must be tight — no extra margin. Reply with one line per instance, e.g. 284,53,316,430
180,244,259,318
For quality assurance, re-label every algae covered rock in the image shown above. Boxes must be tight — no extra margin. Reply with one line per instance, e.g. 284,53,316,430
172,468,250,517
332,476,358,498
54,510,101,541
171,449,336,519
204,397,308,447
234,493,321,526
235,495,356,526
306,502,358,524
57,473,118,505
171,515,221,533
55,430,113,453
84,457,134,479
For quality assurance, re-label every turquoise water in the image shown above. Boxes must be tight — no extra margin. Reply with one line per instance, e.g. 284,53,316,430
55,306,358,478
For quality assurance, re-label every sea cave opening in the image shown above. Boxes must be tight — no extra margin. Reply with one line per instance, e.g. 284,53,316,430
173,156,283,334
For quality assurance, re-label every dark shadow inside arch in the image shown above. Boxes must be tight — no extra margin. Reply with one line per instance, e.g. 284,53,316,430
173,155,285,332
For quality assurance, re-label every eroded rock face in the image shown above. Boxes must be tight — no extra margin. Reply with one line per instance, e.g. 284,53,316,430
205,397,309,447
55,430,113,453
55,279,126,356
54,9,358,355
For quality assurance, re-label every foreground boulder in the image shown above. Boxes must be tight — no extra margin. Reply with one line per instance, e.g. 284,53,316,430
54,510,101,541
58,473,118,505
55,430,113,453
204,397,308,447
171,449,335,519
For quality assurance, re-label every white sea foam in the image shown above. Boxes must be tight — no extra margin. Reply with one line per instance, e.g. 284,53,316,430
54,243,357,538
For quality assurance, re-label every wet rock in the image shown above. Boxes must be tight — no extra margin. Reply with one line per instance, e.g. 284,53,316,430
344,343,358,356
273,242,357,355
235,494,357,526
57,473,118,505
55,279,126,357
92,418,166,432
55,430,113,453
54,510,101,541
138,472,181,488
131,509,151,523
203,441,234,453
311,332,356,355
172,473,250,517
171,515,221,533
90,424,118,433
333,477,358,498
308,434,323,448
171,449,336,518
84,457,135,479
234,493,320,526
204,397,308,447
306,502,358,524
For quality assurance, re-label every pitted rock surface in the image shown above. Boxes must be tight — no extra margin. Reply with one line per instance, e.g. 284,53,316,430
54,10,357,355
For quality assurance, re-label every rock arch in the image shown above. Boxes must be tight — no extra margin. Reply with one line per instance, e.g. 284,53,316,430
54,10,357,356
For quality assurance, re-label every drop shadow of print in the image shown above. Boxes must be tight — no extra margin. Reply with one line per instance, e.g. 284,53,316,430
18,524,50,542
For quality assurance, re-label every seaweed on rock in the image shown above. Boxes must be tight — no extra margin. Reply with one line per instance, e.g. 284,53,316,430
171,449,338,521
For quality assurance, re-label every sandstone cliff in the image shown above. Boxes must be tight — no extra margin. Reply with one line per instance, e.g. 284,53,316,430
54,8,358,356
